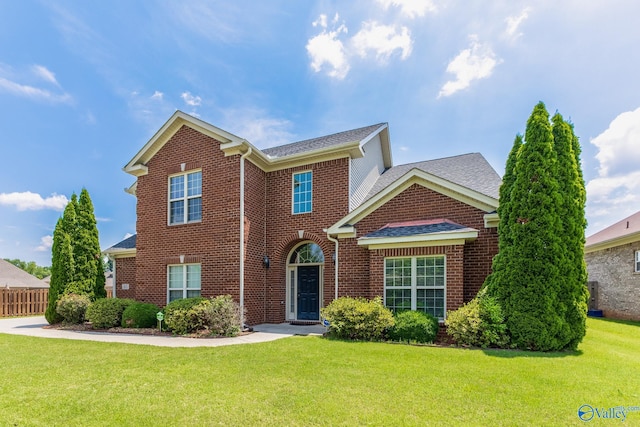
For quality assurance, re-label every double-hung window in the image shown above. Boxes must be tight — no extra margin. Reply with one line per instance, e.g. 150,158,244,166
292,171,312,214
636,250,640,273
169,171,202,224
168,264,201,302
384,256,446,320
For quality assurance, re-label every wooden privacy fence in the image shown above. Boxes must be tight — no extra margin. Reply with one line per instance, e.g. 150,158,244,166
0,288,48,317
0,288,113,317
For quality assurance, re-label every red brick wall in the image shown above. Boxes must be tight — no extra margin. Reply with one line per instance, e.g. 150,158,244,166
243,160,267,324
339,184,497,306
135,125,242,307
264,158,350,323
114,256,136,300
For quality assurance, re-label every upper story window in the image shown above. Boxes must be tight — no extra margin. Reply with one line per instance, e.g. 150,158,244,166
384,256,446,320
292,171,312,214
169,171,202,225
636,250,640,273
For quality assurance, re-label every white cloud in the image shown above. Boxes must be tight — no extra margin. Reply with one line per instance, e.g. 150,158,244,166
586,107,640,234
376,0,437,18
351,21,412,62
220,108,295,148
306,20,350,79
591,107,640,176
31,65,60,87
151,90,164,100
0,192,68,211
438,35,501,98
35,235,53,252
504,7,531,41
181,91,202,106
0,76,72,104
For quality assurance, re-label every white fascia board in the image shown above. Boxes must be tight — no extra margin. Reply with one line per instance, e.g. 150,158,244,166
125,181,137,196
102,248,136,258
357,229,478,250
127,164,148,177
484,212,499,228
584,231,640,254
123,111,244,176
328,169,498,234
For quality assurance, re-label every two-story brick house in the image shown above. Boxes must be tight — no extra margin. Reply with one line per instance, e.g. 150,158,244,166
104,111,501,325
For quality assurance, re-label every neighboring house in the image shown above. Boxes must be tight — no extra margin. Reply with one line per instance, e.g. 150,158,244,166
103,111,501,325
0,259,49,289
585,210,640,321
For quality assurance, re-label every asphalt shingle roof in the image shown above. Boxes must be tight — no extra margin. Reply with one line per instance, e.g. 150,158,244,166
107,234,137,251
586,210,640,247
362,219,472,239
0,259,49,289
363,152,501,203
262,123,385,158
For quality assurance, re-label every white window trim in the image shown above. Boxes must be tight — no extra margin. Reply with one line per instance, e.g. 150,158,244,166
383,255,447,320
167,263,201,303
168,169,202,226
292,170,313,215
635,250,640,273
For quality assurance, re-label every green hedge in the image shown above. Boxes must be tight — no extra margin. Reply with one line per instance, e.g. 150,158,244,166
121,302,160,328
389,310,439,344
86,298,135,329
164,296,242,336
56,293,91,324
321,296,394,341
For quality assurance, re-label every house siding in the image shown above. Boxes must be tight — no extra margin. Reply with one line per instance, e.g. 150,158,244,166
349,134,385,211
586,242,640,321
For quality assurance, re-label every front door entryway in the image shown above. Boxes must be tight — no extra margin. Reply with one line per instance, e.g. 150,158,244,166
286,241,324,322
297,265,320,320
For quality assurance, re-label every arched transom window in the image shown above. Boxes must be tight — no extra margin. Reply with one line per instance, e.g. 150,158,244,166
289,242,324,264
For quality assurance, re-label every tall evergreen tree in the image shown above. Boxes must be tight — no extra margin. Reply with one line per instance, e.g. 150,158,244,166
45,218,76,324
488,102,575,351
485,134,523,290
552,113,589,349
75,189,105,299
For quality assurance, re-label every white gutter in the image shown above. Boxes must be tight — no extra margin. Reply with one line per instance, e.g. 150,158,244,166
239,146,252,328
109,255,116,298
324,229,339,300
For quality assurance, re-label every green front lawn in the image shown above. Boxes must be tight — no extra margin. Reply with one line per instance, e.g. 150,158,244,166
1,318,639,426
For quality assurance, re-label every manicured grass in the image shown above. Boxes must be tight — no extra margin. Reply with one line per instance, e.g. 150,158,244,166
1,318,639,426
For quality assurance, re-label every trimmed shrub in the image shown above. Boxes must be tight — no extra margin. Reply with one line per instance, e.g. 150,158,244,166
56,293,91,324
207,295,242,337
321,296,394,341
445,289,509,348
164,296,242,336
389,310,439,344
85,297,135,329
121,302,160,328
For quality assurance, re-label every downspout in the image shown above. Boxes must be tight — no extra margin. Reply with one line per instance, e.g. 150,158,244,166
324,229,339,300
239,146,252,329
109,255,116,298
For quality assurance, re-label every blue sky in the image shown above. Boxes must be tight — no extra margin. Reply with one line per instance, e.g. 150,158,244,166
1,0,639,266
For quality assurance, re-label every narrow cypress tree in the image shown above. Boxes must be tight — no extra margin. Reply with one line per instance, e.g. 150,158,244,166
76,188,105,299
491,102,570,351
552,114,588,349
45,218,76,323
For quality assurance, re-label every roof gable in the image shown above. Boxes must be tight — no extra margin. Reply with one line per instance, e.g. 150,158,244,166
328,157,500,236
586,210,640,252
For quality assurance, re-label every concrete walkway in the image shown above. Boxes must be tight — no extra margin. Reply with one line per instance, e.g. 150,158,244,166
0,316,326,348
